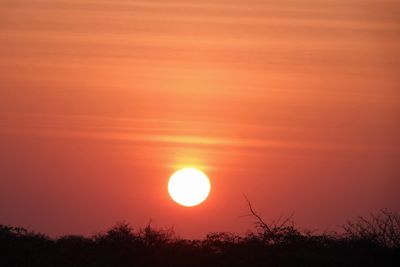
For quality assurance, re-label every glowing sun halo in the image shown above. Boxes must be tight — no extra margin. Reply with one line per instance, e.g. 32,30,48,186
168,168,211,207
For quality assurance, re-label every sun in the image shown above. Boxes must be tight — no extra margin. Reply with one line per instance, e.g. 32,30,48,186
168,168,211,207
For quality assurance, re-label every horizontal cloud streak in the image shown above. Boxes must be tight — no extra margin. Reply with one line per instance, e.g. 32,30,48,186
0,113,396,154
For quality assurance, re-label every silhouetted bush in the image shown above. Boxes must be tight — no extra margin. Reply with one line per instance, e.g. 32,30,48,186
343,210,400,249
1,211,399,267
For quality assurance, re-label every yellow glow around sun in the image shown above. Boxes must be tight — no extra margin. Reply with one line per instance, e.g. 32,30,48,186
168,168,211,207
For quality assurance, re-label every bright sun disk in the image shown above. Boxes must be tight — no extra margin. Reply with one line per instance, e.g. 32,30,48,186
168,168,211,207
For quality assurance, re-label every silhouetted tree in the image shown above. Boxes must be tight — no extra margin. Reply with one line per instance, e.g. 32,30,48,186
343,210,400,248
1,209,399,267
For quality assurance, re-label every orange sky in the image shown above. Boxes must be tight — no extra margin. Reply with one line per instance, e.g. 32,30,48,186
0,0,399,238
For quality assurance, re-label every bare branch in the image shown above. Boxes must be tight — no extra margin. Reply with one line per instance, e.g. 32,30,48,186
242,193,271,233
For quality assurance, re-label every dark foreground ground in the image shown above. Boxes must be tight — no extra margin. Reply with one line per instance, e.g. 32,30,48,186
1,210,399,267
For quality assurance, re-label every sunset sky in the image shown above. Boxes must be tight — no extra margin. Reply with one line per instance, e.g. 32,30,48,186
0,0,399,238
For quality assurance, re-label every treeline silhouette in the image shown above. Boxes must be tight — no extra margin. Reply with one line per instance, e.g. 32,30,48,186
1,210,399,267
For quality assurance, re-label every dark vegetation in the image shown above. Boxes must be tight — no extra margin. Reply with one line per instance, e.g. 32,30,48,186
1,208,399,267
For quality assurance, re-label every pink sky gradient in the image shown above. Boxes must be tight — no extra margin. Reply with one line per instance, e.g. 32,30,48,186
0,0,399,238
